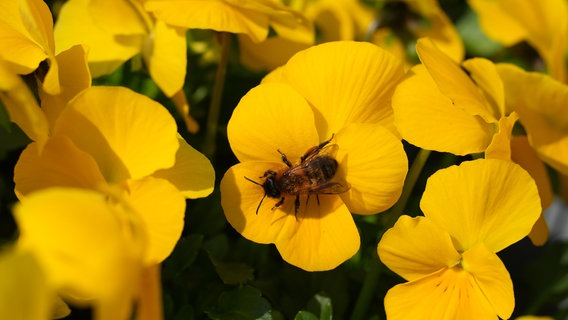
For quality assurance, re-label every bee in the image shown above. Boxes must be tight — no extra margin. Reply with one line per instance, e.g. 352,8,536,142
244,135,350,216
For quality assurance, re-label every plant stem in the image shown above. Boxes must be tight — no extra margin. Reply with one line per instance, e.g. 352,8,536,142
202,32,231,159
349,148,431,320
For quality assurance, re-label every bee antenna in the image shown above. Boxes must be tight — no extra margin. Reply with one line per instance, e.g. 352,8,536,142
244,176,263,186
256,193,267,215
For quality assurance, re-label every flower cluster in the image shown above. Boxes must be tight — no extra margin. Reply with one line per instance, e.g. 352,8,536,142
0,0,566,319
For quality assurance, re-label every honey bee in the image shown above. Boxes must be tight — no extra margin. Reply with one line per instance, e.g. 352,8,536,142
244,135,350,216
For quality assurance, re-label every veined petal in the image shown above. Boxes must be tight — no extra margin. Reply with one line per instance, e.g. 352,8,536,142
392,64,494,155
497,63,568,175
0,249,51,320
279,41,405,137
54,0,142,77
336,123,407,214
145,21,187,97
378,216,461,282
13,188,143,317
88,0,150,36
53,86,179,183
462,58,506,116
416,38,498,123
384,268,496,320
421,159,541,253
275,196,359,271
153,136,215,199
144,0,269,43
14,135,107,196
227,82,319,163
238,35,310,72
461,243,514,320
0,63,49,143
40,44,91,130
126,177,185,265
221,161,359,271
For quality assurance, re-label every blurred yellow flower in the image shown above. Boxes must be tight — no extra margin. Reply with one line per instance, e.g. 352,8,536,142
0,0,61,94
468,0,567,82
13,86,215,318
221,41,407,271
378,159,541,320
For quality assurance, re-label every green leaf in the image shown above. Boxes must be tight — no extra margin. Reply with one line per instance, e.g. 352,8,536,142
207,285,271,320
314,294,332,320
209,254,254,285
163,234,203,277
294,311,318,320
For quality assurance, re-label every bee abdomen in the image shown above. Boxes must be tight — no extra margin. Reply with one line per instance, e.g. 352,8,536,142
306,156,338,182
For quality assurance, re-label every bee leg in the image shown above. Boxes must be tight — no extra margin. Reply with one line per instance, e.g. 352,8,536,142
316,194,320,206
294,195,300,219
272,197,285,210
277,149,292,167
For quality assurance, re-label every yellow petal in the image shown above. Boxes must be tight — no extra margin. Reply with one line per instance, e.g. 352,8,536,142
462,58,505,116
280,41,405,137
227,82,319,163
497,63,568,175
238,35,310,71
87,0,150,36
14,135,107,196
221,161,359,271
384,268,496,320
467,0,527,46
14,188,143,317
136,264,163,320
126,178,185,265
144,0,269,42
461,243,514,320
54,0,142,77
421,159,541,252
153,136,215,199
484,112,518,160
378,216,461,281
39,44,91,130
0,63,49,143
336,123,407,214
53,86,179,183
392,64,494,155
0,249,51,320
145,21,187,97
0,0,59,95
416,38,498,123
171,90,199,134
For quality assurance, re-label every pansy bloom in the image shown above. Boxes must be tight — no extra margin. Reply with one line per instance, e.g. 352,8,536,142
220,41,408,271
378,159,541,319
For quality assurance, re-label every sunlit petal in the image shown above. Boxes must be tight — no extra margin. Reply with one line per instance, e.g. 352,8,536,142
144,0,269,42
484,112,518,160
14,135,107,196
238,35,310,71
336,123,407,214
392,65,494,155
421,159,541,252
384,268,496,320
462,58,505,116
126,178,185,265
153,136,215,199
378,216,461,281
53,86,179,183
461,243,514,319
227,82,319,163
416,38,498,123
279,41,405,137
145,21,187,97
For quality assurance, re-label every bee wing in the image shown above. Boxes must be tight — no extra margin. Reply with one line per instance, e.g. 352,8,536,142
308,181,350,194
302,143,339,163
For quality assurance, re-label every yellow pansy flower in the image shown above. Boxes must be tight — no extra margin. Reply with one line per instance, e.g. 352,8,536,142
221,41,408,271
378,159,541,320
